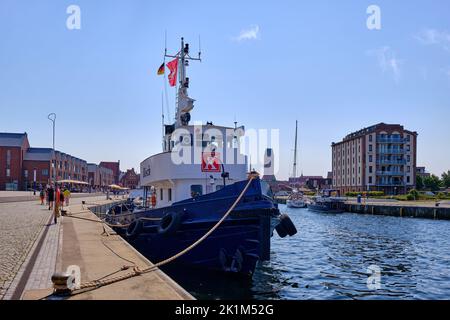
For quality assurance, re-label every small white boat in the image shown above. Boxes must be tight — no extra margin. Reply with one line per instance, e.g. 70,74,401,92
286,191,307,208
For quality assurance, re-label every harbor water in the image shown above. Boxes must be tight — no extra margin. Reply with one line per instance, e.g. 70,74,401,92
162,205,450,300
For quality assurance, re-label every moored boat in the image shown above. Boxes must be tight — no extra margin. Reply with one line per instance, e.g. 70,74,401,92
110,38,297,277
308,189,346,214
286,191,307,208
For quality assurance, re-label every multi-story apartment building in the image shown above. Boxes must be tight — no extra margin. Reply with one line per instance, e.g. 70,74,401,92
0,133,30,190
99,161,121,184
23,148,88,189
1,132,89,190
88,163,114,189
331,123,418,195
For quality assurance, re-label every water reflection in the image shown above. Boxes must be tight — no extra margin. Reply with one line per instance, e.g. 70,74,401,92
161,206,450,300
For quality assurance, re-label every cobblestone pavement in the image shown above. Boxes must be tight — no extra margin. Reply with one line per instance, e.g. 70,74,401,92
0,196,108,300
0,201,51,299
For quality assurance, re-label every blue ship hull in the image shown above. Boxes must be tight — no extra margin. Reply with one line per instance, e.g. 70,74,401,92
113,178,285,277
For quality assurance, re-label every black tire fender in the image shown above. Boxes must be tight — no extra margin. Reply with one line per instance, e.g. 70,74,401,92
279,213,297,236
126,220,143,240
275,223,288,238
158,212,182,236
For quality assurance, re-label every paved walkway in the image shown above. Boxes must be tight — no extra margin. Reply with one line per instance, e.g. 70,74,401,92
0,196,106,300
20,201,193,300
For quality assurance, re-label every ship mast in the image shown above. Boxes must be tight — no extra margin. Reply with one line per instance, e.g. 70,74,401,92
165,37,201,128
292,120,298,178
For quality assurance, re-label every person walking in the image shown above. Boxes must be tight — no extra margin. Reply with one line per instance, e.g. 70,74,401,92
54,186,61,224
45,186,49,206
63,188,71,206
39,189,45,205
48,185,55,211
59,189,65,209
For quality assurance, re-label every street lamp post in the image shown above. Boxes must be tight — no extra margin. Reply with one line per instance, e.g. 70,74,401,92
47,113,58,224
48,113,56,186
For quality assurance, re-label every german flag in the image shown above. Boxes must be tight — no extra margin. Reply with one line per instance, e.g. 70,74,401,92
157,63,165,75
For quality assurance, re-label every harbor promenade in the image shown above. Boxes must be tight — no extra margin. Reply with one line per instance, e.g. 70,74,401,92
0,195,193,300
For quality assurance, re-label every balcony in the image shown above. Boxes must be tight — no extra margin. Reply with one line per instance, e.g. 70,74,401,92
376,159,406,165
377,137,406,144
376,171,404,176
377,148,404,154
376,181,404,186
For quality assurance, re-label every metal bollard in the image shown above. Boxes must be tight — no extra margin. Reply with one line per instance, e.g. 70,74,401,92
51,272,73,296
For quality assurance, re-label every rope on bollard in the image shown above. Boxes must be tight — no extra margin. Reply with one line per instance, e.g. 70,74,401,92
71,175,256,293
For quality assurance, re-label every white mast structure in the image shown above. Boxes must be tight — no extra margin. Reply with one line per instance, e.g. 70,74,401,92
165,37,201,128
292,120,298,178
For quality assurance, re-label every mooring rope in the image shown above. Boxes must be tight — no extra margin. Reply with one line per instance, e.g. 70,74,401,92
72,175,256,293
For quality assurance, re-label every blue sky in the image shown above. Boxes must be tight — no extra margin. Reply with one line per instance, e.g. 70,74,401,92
1,0,449,180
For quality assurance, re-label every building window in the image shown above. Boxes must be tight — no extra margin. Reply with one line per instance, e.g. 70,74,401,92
6,169,11,177
6,150,11,165
407,155,411,162
191,185,203,198
369,155,373,162
369,145,373,152
407,166,411,173
407,176,410,183
369,135,373,142
24,170,28,179
168,188,172,202
369,166,373,173
406,145,411,152
369,176,373,184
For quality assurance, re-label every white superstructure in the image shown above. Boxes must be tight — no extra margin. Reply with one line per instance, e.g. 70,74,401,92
140,38,248,208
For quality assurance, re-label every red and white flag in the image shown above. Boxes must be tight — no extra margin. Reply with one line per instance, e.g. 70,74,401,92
167,58,178,87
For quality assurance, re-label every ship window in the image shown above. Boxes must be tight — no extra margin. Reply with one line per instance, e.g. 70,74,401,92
261,181,274,199
160,188,163,201
190,185,203,198
216,185,224,191
168,188,172,201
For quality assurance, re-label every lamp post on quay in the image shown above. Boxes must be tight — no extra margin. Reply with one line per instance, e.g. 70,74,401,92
48,113,57,223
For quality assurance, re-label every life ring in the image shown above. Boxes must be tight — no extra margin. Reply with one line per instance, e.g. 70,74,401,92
279,214,297,236
157,212,182,236
126,220,143,240
151,194,157,208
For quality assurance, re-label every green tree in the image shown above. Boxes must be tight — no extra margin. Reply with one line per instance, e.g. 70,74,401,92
423,174,442,192
416,175,424,190
442,171,450,188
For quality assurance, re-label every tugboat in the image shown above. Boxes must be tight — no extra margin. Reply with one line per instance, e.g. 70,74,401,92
111,38,297,277
308,189,346,214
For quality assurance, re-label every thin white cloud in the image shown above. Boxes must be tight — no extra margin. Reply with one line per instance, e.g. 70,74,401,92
367,46,403,83
233,25,260,42
415,28,450,51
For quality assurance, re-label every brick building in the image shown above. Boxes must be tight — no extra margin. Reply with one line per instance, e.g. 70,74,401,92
88,163,114,189
120,168,140,190
1,132,89,191
331,123,418,195
99,161,121,184
22,148,88,189
0,133,30,191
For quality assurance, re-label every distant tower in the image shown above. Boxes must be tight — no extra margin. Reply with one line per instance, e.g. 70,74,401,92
262,148,277,182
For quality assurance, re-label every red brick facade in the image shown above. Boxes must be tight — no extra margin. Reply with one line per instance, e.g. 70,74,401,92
120,168,140,190
0,133,30,190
